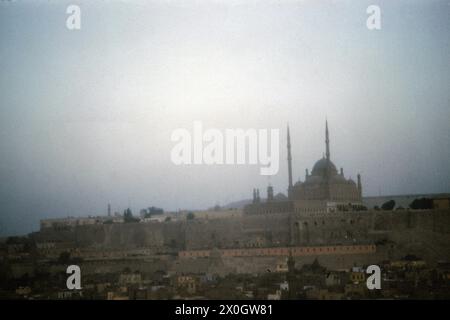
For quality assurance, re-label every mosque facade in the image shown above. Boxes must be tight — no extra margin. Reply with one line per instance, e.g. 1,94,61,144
245,121,364,215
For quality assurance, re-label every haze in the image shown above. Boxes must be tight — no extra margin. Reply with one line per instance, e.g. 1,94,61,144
1,0,449,236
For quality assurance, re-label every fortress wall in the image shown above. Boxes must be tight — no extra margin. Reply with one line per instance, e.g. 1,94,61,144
182,213,292,250
32,228,78,243
371,209,450,233
242,213,291,246
30,209,450,264
421,209,450,234
32,221,186,250
288,212,374,246
103,223,173,248
161,222,187,249
184,217,244,250
385,228,450,263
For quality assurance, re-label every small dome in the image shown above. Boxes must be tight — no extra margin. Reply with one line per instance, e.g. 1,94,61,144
274,193,287,201
311,157,338,176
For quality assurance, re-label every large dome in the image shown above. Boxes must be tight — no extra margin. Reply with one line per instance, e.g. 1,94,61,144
311,157,338,176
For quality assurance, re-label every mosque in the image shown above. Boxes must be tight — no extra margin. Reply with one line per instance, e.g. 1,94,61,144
245,121,364,215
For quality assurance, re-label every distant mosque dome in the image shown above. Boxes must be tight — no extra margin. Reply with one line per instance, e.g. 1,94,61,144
311,157,338,177
287,120,362,202
274,193,287,201
246,120,363,215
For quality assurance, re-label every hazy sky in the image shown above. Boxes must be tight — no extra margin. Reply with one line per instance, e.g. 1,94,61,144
1,0,449,236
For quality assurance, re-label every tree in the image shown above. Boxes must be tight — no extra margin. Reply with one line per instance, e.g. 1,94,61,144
409,198,433,210
142,206,164,218
186,212,195,220
381,200,396,211
124,208,139,223
148,206,164,215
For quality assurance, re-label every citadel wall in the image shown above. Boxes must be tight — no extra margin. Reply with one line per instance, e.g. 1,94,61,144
32,209,450,269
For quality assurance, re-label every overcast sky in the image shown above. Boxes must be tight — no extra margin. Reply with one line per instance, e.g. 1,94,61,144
1,0,449,236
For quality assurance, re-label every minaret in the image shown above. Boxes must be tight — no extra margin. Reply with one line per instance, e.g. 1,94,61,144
325,120,330,162
357,174,362,199
325,120,331,199
267,185,274,202
287,125,293,198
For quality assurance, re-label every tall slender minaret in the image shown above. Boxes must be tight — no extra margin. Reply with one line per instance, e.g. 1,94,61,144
287,125,293,198
267,185,274,202
357,174,362,199
325,120,331,199
325,119,330,162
